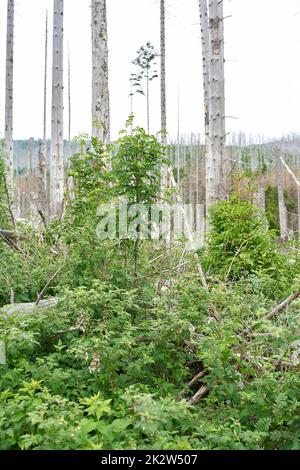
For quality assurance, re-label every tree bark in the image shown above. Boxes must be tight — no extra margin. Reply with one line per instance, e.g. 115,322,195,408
276,151,288,240
198,0,209,140
265,292,300,321
91,0,110,143
160,0,169,192
50,0,64,218
37,11,48,217
38,141,47,215
5,0,14,195
205,0,226,210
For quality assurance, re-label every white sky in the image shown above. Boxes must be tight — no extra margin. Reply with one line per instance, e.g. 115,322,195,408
0,0,300,141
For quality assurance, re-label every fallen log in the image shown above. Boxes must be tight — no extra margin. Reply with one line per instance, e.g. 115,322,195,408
188,386,208,405
0,298,58,317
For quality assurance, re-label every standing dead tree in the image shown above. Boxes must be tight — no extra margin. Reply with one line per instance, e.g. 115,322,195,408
4,0,15,197
38,10,48,217
199,0,226,211
50,0,64,218
199,0,209,140
276,150,288,240
91,0,110,143
160,0,169,192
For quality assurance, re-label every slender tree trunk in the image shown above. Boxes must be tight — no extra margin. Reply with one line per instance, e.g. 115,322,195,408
160,0,167,140
43,11,48,144
5,0,14,196
91,0,110,143
257,184,266,212
198,0,209,140
50,0,64,218
67,45,75,200
298,185,300,236
146,72,150,134
38,141,47,215
276,151,288,240
27,138,33,178
27,137,34,217
160,0,169,192
38,10,48,216
205,0,226,210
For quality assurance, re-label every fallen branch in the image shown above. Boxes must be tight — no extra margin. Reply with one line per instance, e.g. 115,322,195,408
280,157,300,187
265,292,300,321
50,325,85,341
177,370,208,400
188,385,208,405
0,231,23,254
35,266,64,305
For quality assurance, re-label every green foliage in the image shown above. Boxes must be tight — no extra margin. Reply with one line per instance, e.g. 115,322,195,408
131,42,159,97
203,197,297,290
2,134,300,450
111,125,169,205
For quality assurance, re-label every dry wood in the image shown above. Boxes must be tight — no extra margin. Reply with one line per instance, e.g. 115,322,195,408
205,0,226,208
1,298,58,316
188,385,208,405
265,292,300,321
91,0,110,143
5,0,14,192
35,266,64,305
276,150,288,239
177,370,208,400
50,0,64,217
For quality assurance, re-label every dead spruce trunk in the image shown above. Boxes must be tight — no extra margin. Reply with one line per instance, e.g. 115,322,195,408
199,0,210,140
91,0,110,143
160,0,169,192
38,11,48,216
5,0,15,196
276,151,288,240
205,0,226,210
50,0,64,218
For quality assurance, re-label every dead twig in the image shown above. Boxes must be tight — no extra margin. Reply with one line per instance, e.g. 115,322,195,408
35,266,64,305
265,292,300,321
177,370,208,400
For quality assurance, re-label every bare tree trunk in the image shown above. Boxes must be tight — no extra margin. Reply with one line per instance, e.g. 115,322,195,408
160,0,167,140
50,0,64,218
38,11,48,216
205,0,226,210
276,151,288,240
298,186,300,236
38,141,47,215
257,185,266,212
160,0,169,192
146,73,150,134
5,0,14,197
27,137,33,196
91,0,110,143
198,0,209,140
43,10,48,144
67,45,75,200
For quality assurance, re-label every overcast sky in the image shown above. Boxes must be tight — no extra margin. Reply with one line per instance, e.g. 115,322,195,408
0,0,300,141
